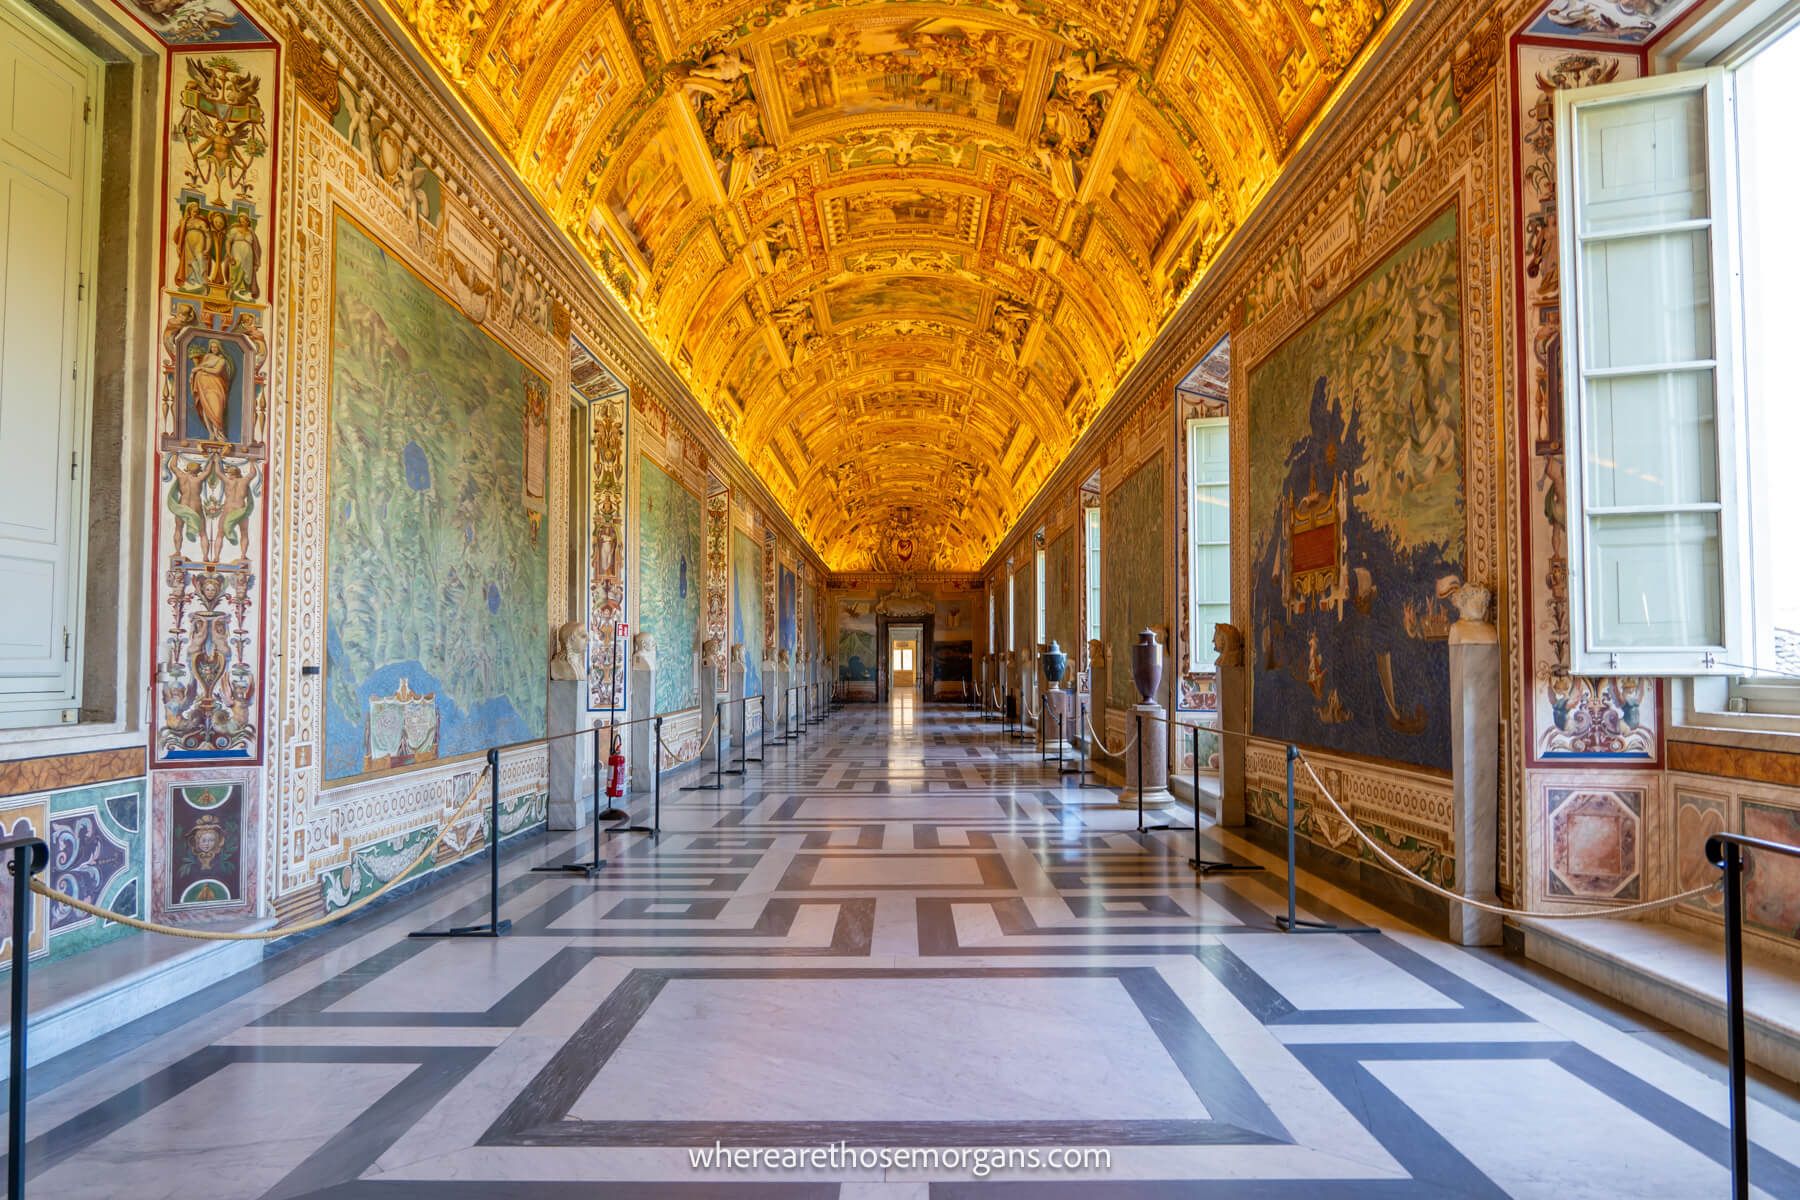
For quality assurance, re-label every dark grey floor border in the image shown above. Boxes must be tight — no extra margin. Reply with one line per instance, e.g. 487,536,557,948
0,1043,488,1196
481,964,1289,1149
1290,1039,1800,1199
777,851,1018,891
1192,936,1529,1026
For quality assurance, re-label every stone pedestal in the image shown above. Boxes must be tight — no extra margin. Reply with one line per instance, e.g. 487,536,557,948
1124,701,1175,809
698,662,720,758
1042,688,1074,755
727,662,746,755
1449,618,1502,945
629,663,656,791
547,679,592,830
1216,624,1247,827
1084,640,1107,758
768,663,789,733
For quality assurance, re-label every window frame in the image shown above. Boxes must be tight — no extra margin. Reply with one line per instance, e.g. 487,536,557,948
0,0,104,730
1035,543,1046,646
1186,415,1230,673
1084,505,1100,642
1556,67,1747,678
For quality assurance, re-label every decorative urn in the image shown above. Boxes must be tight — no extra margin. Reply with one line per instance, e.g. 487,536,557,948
1041,640,1068,687
1131,628,1163,704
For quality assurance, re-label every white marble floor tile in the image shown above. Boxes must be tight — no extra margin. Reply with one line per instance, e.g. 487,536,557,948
571,975,1209,1122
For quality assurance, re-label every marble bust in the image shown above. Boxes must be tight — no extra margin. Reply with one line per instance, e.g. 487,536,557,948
701,636,724,670
729,643,746,668
1212,623,1244,669
631,631,657,671
549,620,588,681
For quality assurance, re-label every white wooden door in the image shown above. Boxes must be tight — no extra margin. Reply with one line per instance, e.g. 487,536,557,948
0,0,97,724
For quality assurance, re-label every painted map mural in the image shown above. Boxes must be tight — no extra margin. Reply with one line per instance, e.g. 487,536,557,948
323,216,548,782
1104,455,1165,711
1249,208,1464,773
639,457,702,715
733,528,765,699
837,599,876,683
778,564,797,655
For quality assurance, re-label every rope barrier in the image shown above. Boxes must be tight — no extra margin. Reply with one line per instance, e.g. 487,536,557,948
657,716,719,764
30,765,495,941
1085,712,1136,757
1294,754,1719,920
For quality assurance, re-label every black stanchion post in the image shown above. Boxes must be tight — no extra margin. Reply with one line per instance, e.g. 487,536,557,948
1142,716,1191,835
1188,725,1258,875
533,727,606,876
652,716,664,836
1275,745,1373,935
1713,835,1749,1200
1135,711,1145,834
6,833,47,1200
411,749,512,938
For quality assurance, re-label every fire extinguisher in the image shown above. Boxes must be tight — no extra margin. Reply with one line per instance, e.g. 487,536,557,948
605,733,626,799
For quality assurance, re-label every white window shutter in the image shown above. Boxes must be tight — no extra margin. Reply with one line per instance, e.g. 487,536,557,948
1557,69,1745,676
0,7,94,723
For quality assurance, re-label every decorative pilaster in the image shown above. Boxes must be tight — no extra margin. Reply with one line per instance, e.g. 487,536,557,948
1215,623,1247,826
1449,585,1501,946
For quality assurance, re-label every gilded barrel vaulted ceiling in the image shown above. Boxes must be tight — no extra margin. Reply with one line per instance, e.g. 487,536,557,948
383,0,1395,570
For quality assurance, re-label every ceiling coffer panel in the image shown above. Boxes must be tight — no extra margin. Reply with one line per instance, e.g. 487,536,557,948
385,0,1394,570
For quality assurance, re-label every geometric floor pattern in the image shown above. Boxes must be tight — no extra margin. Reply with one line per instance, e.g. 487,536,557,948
11,699,1800,1197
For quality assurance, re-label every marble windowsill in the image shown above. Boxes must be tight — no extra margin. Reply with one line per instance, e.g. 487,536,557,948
1519,913,1800,1078
0,915,273,1077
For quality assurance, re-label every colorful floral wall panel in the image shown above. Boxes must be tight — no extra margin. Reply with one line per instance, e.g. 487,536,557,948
1511,39,1659,765
1524,0,1706,42
46,783,145,959
151,767,258,922
321,215,550,782
1102,453,1165,712
0,799,50,963
638,456,703,715
1742,801,1800,937
732,527,765,698
1545,785,1643,901
152,46,278,768
1672,785,1728,915
1248,207,1464,774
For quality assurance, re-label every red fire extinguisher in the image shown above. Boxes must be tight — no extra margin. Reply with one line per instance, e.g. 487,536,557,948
605,732,626,799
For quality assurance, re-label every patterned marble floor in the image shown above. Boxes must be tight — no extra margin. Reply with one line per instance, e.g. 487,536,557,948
11,698,1800,1198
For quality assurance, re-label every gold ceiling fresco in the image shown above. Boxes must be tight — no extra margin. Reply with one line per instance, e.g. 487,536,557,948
384,0,1394,570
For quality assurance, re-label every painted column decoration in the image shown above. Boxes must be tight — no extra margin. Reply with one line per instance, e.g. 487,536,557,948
575,345,627,713
145,15,281,923
705,488,730,693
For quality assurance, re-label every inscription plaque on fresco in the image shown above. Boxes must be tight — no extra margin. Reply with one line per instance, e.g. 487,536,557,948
322,215,548,781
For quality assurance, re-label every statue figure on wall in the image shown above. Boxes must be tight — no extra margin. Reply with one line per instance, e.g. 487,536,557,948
777,648,792,669
701,636,724,670
1088,638,1108,671
631,631,657,671
729,643,745,668
550,620,589,681
1212,623,1244,669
